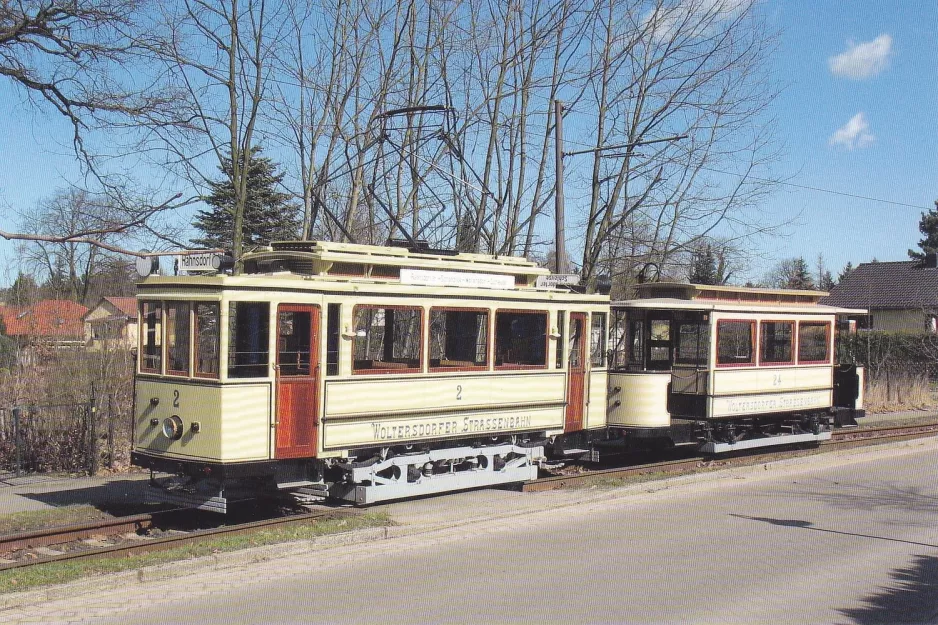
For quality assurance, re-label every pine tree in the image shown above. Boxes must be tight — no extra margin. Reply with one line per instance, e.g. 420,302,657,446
192,147,300,250
786,257,815,290
909,200,938,260
6,273,39,306
818,270,835,291
689,245,718,284
838,262,854,283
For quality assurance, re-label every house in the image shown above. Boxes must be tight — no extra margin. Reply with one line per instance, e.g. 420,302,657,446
0,299,90,354
83,297,138,350
821,256,938,332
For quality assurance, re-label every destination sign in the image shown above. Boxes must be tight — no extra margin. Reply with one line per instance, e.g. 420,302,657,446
176,252,223,274
400,268,514,290
535,273,581,288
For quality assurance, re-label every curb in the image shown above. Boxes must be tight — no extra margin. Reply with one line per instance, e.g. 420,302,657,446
1,435,935,612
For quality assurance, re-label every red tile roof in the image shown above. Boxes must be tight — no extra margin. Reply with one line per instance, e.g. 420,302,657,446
0,300,89,338
103,297,138,318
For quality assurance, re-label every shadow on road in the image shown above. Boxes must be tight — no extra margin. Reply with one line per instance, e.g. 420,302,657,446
753,477,938,521
839,554,938,625
730,514,938,550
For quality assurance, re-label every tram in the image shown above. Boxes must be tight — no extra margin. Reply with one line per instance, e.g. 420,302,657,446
608,283,866,452
131,240,609,511
130,241,866,512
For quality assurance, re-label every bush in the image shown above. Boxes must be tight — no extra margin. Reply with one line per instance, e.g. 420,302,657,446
838,331,938,412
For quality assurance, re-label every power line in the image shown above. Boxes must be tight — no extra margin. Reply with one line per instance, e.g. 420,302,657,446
559,136,931,211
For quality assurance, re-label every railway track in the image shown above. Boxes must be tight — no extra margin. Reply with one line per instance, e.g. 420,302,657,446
0,508,355,572
522,421,938,493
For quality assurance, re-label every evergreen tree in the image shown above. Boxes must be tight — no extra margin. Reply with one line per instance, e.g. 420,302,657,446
818,270,835,291
909,200,938,260
786,257,815,289
689,245,718,284
838,262,854,283
6,273,39,306
192,147,300,250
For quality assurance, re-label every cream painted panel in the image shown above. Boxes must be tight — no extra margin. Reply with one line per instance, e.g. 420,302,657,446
325,372,565,418
606,373,670,428
856,367,865,409
712,366,832,395
220,384,271,461
585,371,608,429
134,380,223,460
322,405,563,450
710,389,832,418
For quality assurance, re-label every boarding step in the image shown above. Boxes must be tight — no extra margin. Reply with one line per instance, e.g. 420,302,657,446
277,480,321,490
699,430,832,454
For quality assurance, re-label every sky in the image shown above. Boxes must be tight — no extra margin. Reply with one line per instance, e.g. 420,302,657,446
0,1,935,286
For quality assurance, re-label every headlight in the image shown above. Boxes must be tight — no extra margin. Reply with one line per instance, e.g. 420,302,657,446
162,415,184,440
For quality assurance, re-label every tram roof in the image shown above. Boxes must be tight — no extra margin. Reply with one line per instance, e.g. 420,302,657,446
612,297,866,315
242,240,551,277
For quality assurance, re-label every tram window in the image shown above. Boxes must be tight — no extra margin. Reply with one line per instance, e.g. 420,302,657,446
675,321,709,366
716,320,754,366
429,308,488,370
629,320,644,367
166,302,191,376
353,306,422,373
555,311,566,369
760,321,793,364
648,318,671,369
326,304,340,376
195,303,220,377
798,322,830,363
278,310,313,376
228,302,270,378
608,310,627,370
494,311,547,368
140,301,162,373
590,313,607,367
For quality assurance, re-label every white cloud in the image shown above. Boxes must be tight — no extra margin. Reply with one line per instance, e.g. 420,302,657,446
644,0,753,42
829,112,874,150
828,34,892,79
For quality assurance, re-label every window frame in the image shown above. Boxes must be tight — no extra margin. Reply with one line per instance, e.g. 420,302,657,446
758,320,795,366
227,301,271,379
428,306,490,373
351,304,424,375
164,301,192,377
193,302,221,379
590,312,607,368
139,300,163,374
493,309,549,371
797,321,832,364
715,319,756,368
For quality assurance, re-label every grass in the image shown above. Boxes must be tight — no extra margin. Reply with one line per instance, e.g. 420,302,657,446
865,374,936,413
0,506,114,535
0,511,391,595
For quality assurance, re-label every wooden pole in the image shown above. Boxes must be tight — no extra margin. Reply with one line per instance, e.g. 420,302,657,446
554,99,566,274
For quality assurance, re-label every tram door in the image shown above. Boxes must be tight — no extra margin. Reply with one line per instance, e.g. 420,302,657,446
565,312,587,432
275,304,320,458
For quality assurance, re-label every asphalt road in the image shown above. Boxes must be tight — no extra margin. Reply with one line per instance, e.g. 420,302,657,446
49,441,932,625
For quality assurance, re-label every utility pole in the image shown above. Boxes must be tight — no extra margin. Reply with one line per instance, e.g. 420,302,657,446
554,99,566,274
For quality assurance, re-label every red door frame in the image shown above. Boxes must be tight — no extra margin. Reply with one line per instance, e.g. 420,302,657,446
275,304,320,459
565,312,587,432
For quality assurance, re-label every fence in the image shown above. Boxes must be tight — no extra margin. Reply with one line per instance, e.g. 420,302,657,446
0,393,128,478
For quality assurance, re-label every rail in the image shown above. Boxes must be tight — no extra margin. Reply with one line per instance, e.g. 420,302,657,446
0,509,354,572
522,421,938,493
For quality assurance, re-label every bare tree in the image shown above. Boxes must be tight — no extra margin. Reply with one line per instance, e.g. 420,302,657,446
575,0,781,288
132,0,292,267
